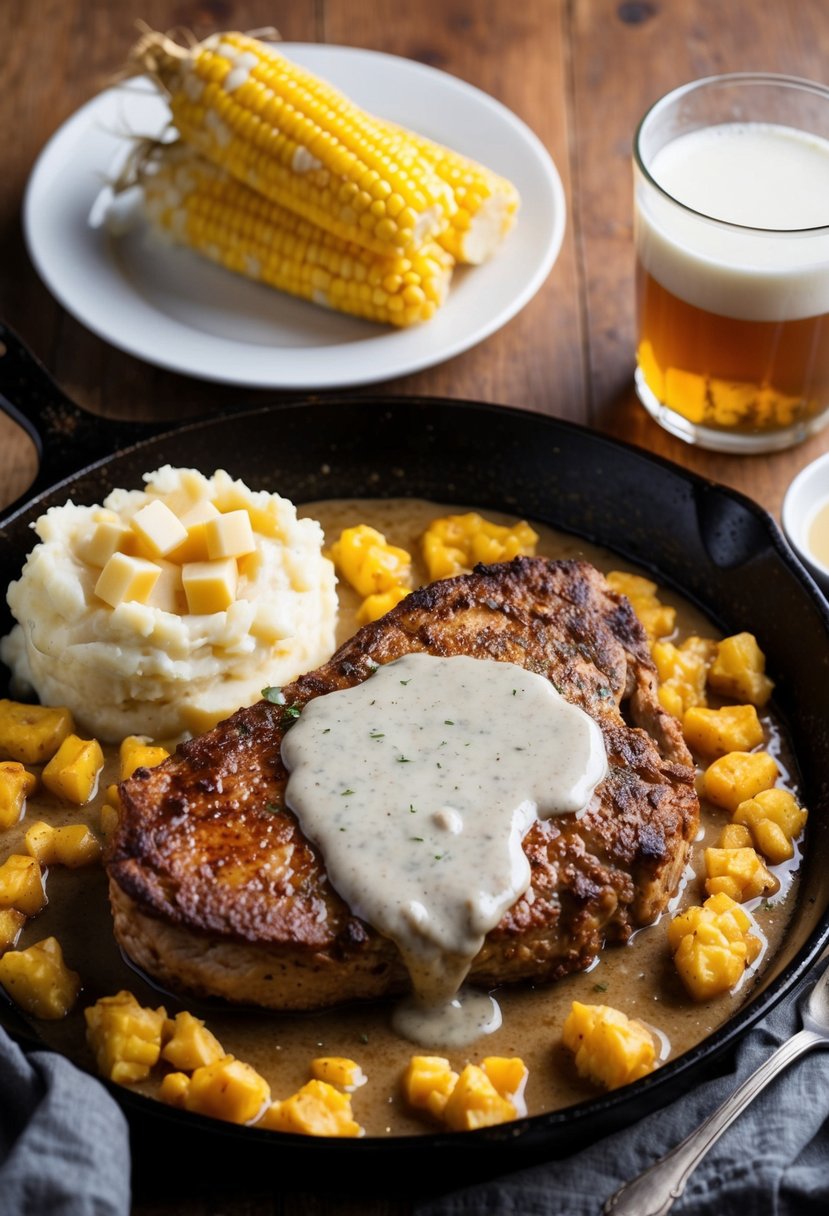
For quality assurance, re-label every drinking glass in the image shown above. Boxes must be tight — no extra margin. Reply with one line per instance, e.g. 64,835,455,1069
633,73,829,453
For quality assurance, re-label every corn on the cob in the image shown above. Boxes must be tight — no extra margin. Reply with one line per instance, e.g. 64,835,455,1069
130,30,456,256
139,143,453,326
382,124,520,264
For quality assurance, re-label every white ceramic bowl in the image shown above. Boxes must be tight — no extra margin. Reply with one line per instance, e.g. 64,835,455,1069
781,450,829,597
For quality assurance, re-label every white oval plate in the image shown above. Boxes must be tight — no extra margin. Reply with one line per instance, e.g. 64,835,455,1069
23,44,566,390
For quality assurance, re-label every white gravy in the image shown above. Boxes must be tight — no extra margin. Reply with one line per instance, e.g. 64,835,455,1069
281,651,607,1047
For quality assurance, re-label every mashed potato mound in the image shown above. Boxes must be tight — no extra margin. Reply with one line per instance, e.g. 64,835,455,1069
0,467,338,742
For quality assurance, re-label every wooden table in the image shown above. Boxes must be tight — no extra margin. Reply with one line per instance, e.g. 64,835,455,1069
1,1,826,1212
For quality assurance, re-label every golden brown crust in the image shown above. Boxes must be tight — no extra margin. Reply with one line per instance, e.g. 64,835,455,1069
108,557,699,1008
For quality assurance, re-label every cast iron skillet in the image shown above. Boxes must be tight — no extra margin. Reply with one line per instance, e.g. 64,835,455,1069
1,322,828,1192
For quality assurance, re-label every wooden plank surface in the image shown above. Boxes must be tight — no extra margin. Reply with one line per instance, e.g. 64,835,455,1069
1,2,828,1214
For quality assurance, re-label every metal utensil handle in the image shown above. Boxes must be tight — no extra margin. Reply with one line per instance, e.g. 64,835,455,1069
604,1027,823,1216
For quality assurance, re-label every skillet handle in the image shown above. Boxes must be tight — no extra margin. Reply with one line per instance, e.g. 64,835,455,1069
0,322,170,514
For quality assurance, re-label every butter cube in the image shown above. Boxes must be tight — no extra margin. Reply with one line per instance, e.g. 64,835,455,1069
42,734,104,805
0,761,37,829
95,552,161,608
130,500,188,558
182,558,238,614
0,701,75,765
205,510,256,560
25,820,102,868
0,936,80,1019
0,907,25,953
76,519,134,567
250,602,294,644
167,499,220,564
0,854,46,914
146,560,184,614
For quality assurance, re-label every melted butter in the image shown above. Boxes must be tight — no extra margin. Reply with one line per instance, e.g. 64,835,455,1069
281,652,607,1046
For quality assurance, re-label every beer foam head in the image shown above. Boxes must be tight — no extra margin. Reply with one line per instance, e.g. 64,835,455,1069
636,123,829,321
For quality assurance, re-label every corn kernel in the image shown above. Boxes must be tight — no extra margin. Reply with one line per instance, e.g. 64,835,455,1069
100,803,120,843
733,788,808,864
422,514,538,582
161,1010,225,1071
718,823,753,849
704,846,778,902
24,821,101,868
0,854,45,915
0,907,26,953
258,1080,363,1137
562,1002,656,1090
708,633,774,707
606,571,676,641
481,1057,529,1113
310,1057,367,1091
442,1063,518,1130
183,1056,271,1124
159,1071,190,1108
356,584,410,624
668,892,760,1000
0,761,37,829
41,734,104,805
0,701,75,765
84,990,167,1084
328,525,412,598
0,936,80,1018
119,736,170,781
402,1055,459,1120
683,705,765,757
94,552,161,608
702,750,778,812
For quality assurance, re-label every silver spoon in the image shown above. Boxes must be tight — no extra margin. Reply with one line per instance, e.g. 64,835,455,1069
604,957,829,1216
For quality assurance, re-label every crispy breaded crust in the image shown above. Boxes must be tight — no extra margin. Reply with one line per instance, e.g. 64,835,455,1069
108,557,699,1010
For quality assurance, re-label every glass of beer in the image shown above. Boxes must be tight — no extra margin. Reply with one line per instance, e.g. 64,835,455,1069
633,73,829,452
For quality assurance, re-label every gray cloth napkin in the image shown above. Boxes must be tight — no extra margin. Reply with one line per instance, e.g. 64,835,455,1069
417,956,829,1216
0,1027,130,1216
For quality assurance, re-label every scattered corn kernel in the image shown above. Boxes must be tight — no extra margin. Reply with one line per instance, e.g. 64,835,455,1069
159,1071,190,1108
258,1079,363,1137
119,735,170,781
717,823,753,849
0,700,75,765
733,788,808,864
0,854,45,915
84,990,167,1084
402,1055,460,1120
181,1056,271,1124
0,907,26,953
682,705,765,757
356,584,410,624
329,525,412,598
94,552,161,608
708,632,774,707
668,892,761,1000
481,1057,529,1113
653,636,714,716
422,513,538,581
41,734,104,805
701,750,779,812
442,1063,518,1130
562,1002,657,1090
0,761,37,829
24,820,101,868
99,803,120,843
161,1010,225,1071
181,557,238,614
0,936,80,1018
704,846,779,902
606,571,676,641
311,1056,367,1091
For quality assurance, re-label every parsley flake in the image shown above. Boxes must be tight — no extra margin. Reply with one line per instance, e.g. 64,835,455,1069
593,981,608,993
369,730,385,740
265,802,281,814
411,836,424,842
262,686,285,704
397,755,412,763
444,719,455,725
400,679,411,685
341,788,355,797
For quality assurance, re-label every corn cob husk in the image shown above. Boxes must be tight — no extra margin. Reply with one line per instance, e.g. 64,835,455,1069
129,30,457,257
138,142,454,327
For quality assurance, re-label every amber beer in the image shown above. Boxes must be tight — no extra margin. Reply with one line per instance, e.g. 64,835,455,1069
633,77,829,452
